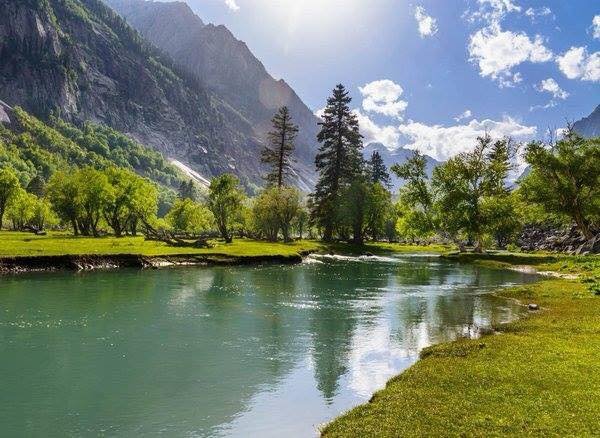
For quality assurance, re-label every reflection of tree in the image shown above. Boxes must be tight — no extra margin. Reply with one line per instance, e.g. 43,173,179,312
307,261,388,402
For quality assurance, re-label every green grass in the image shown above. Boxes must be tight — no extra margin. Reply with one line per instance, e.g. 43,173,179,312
0,232,323,258
323,258,600,437
0,231,449,259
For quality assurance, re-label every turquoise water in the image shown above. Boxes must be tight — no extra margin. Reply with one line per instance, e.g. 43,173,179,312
0,255,536,437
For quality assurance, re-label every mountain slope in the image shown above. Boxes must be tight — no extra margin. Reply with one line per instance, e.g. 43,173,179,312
573,104,600,139
104,0,319,170
363,143,439,192
0,0,294,189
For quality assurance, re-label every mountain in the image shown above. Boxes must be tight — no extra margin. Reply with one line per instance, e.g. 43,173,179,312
573,104,600,139
0,0,314,191
103,0,319,188
363,143,439,192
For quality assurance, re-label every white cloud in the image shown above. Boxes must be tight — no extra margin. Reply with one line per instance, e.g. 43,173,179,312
224,0,239,12
414,6,438,38
535,78,569,100
397,117,536,161
556,47,600,82
592,15,600,39
354,110,401,147
468,22,553,87
454,110,473,122
355,110,536,162
358,80,408,119
465,0,521,24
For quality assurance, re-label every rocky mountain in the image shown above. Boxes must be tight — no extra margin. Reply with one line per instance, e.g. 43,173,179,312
0,0,315,191
573,104,600,139
104,0,319,186
363,143,439,192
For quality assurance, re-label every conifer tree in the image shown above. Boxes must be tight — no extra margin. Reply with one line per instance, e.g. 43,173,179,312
369,151,391,189
262,106,299,187
310,84,364,241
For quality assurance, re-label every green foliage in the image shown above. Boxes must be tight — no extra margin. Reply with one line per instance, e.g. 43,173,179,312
0,168,21,229
311,84,364,241
520,128,600,239
166,199,214,234
208,174,245,243
431,136,516,251
262,106,298,188
368,151,391,189
251,186,302,242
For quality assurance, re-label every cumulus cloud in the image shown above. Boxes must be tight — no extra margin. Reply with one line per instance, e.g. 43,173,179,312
355,110,536,162
354,110,401,147
358,80,408,119
454,110,473,122
397,117,536,161
224,0,239,12
414,6,438,38
535,78,568,100
556,47,600,82
592,15,600,39
468,22,553,87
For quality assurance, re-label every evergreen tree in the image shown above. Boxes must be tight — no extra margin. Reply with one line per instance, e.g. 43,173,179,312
369,151,391,188
178,180,196,201
310,84,364,241
262,106,299,187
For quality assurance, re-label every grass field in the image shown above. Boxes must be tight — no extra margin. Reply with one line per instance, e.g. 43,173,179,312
322,256,600,437
0,231,450,258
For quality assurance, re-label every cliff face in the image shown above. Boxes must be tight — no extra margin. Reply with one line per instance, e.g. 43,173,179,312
104,0,319,186
0,0,304,188
573,105,600,139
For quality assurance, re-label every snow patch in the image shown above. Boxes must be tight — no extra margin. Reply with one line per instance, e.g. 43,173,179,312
169,159,211,187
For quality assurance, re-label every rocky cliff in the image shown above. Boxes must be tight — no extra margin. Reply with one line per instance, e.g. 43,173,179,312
104,0,319,187
0,0,314,189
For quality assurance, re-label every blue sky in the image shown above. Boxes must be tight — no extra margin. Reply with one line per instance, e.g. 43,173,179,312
178,0,598,160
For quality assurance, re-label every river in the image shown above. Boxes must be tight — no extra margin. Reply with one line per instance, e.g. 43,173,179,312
0,254,537,436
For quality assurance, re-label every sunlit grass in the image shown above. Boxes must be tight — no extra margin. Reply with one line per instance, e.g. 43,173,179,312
0,231,449,258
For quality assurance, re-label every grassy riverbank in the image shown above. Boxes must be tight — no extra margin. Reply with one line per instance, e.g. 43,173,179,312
322,255,600,436
0,231,449,259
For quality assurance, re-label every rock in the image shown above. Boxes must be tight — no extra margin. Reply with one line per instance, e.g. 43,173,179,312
528,304,540,311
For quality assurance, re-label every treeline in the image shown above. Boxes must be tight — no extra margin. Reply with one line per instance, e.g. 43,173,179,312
1,86,598,251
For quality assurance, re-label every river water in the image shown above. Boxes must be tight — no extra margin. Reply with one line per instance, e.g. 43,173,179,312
0,254,537,436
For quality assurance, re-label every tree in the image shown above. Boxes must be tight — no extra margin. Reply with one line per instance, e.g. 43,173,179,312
432,135,516,252
365,182,392,241
76,167,111,237
0,168,20,229
26,174,46,198
6,189,35,231
276,187,301,242
103,168,158,237
369,151,391,189
166,199,214,234
47,171,82,235
178,180,198,201
252,189,280,242
481,192,522,249
520,128,600,240
262,106,299,188
311,84,364,241
342,177,369,244
392,151,435,240
208,174,244,243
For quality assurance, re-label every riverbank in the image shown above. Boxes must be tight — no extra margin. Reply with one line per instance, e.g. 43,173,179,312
322,255,600,436
0,231,449,274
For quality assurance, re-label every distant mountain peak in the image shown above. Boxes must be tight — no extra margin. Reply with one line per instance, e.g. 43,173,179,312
573,104,600,139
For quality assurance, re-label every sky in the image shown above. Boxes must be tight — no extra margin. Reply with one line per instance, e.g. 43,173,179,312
176,0,598,161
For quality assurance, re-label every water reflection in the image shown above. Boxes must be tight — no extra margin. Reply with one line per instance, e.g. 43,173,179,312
0,257,536,437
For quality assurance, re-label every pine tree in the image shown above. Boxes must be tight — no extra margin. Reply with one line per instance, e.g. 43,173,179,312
262,106,299,187
369,151,391,189
178,180,196,200
310,84,364,241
